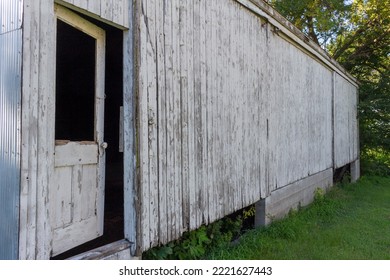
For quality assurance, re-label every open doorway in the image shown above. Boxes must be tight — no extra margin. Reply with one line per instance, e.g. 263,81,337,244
52,8,124,259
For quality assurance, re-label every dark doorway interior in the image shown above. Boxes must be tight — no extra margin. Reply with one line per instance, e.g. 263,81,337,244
52,18,124,259
55,20,95,141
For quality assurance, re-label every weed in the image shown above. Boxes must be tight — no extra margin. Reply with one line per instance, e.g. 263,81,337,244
207,176,390,260
143,215,243,260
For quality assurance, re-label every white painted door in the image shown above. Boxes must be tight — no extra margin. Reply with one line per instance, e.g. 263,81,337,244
51,5,106,256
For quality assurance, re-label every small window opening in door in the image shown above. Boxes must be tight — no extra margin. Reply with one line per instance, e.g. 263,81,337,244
52,17,124,260
55,20,95,141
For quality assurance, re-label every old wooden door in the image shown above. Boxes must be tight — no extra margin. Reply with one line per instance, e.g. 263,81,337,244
50,5,106,256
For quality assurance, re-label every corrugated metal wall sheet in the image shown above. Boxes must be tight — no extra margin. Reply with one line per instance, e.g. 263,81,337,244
0,0,23,35
0,0,23,260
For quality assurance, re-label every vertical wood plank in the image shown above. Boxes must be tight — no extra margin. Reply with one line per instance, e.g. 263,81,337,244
87,0,101,16
173,0,183,239
145,0,159,248
155,0,168,245
200,0,208,225
35,0,56,259
112,0,122,27
164,0,175,241
101,0,113,22
135,0,358,251
52,167,72,228
138,0,150,251
123,0,137,255
206,0,214,223
187,0,197,231
20,0,39,260
72,0,88,10
179,0,190,233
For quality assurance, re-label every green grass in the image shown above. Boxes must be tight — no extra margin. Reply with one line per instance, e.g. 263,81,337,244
207,176,390,260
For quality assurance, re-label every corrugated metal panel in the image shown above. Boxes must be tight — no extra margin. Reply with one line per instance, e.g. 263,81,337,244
0,0,23,34
0,26,22,259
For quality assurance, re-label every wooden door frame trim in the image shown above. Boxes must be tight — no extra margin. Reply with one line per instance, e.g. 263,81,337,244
51,4,107,257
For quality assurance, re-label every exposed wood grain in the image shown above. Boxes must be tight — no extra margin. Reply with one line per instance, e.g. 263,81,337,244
72,0,88,10
145,0,159,248
48,6,106,257
54,142,98,166
138,0,150,250
18,0,360,258
59,0,128,28
20,0,39,260
334,73,359,168
36,0,56,260
206,1,215,223
51,166,72,228
87,0,101,16
155,0,168,245
199,0,208,226
179,0,190,233
123,0,137,256
100,0,113,22
236,0,358,87
172,0,183,240
135,0,359,253
67,239,131,260
187,0,196,231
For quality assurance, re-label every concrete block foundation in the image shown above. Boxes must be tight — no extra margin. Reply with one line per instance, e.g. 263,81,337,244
255,168,333,227
350,159,360,183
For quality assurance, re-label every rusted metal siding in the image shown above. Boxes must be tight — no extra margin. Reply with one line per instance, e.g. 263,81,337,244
136,0,355,252
0,0,23,259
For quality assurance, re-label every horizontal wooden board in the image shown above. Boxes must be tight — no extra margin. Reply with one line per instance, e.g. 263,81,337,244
54,141,98,167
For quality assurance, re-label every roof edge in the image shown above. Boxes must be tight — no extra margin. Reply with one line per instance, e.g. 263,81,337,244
237,0,359,87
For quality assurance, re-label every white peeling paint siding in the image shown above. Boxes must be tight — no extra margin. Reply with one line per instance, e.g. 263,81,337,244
334,73,359,168
19,0,56,260
59,0,129,28
136,0,340,251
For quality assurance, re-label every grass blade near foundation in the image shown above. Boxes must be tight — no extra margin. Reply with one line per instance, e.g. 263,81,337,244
207,176,390,260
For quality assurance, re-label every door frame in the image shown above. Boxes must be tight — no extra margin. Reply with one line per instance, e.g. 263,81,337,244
19,2,137,259
51,4,106,256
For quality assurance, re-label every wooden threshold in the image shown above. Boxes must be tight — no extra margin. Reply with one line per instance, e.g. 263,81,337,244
66,239,134,260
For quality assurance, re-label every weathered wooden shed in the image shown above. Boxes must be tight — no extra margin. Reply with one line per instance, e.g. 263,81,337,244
0,0,359,260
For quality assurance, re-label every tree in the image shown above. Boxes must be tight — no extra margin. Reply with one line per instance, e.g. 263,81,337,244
330,0,390,151
269,0,351,48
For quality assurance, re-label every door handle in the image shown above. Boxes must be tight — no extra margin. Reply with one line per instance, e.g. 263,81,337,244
101,142,108,149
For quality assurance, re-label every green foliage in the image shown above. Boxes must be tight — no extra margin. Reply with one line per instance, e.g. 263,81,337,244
143,214,243,260
142,244,174,260
361,148,390,176
331,1,390,157
314,187,325,202
269,0,351,47
208,176,390,260
243,205,256,219
173,226,211,259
